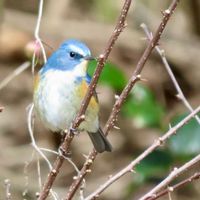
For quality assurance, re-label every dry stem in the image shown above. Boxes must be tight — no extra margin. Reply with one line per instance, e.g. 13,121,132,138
85,106,200,200
0,61,30,90
148,171,200,200
140,153,200,200
141,23,200,124
38,0,132,199
66,0,179,199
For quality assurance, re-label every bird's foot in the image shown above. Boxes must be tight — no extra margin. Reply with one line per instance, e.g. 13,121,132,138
69,127,80,136
58,146,72,158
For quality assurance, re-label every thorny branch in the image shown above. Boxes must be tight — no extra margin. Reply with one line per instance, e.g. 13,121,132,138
85,106,200,200
66,0,179,199
38,0,132,199
147,171,200,200
140,153,200,200
141,23,200,124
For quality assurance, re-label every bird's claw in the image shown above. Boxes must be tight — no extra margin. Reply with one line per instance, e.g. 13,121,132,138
58,146,72,158
69,127,79,136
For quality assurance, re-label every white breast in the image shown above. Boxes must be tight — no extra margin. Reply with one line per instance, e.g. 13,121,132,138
34,64,99,133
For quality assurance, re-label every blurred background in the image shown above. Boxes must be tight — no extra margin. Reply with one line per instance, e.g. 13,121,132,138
0,0,200,199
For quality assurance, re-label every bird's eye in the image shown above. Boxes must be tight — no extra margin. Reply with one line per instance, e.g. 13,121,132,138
69,51,76,58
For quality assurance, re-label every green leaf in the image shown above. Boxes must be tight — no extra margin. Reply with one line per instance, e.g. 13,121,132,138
122,83,165,128
88,60,127,91
136,150,173,182
168,113,200,156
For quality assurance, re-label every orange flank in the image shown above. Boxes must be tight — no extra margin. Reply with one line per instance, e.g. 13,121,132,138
34,74,40,91
77,80,99,110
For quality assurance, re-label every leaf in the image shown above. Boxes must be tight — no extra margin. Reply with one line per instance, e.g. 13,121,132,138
87,60,127,91
168,113,200,156
122,83,165,128
135,150,173,182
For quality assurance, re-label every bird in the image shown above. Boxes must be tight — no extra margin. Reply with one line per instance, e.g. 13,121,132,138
33,39,112,153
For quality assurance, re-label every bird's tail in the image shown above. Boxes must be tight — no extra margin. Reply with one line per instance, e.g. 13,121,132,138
88,128,112,153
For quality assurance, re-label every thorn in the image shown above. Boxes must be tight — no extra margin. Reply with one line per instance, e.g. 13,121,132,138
161,10,165,16
168,186,174,192
130,168,136,173
99,54,104,59
113,125,120,130
165,9,171,14
114,94,120,100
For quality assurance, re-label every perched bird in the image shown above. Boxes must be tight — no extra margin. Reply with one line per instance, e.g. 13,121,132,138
33,39,112,153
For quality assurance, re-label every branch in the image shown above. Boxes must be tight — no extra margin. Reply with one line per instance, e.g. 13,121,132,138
38,0,132,199
66,0,179,199
0,61,30,90
140,153,200,200
34,0,47,63
84,106,200,200
148,171,200,200
4,179,11,200
140,23,200,124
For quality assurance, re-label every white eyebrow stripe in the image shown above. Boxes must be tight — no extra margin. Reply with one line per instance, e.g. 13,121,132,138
68,44,85,56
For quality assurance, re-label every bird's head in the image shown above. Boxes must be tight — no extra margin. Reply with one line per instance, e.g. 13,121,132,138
41,39,94,73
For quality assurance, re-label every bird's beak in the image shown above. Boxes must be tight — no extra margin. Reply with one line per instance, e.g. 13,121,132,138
84,56,95,61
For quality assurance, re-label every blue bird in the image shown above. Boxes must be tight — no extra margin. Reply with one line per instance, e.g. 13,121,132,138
33,39,112,153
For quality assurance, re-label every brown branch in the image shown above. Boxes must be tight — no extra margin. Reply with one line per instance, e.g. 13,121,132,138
65,0,179,199
38,0,132,199
141,23,200,124
140,153,200,200
84,106,200,200
147,171,200,200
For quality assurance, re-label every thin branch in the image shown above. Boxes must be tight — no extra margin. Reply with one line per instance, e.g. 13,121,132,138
66,0,179,199
4,179,11,200
34,0,47,63
27,103,52,170
38,0,132,199
84,106,200,200
140,154,200,200
148,171,200,200
0,61,30,90
140,23,200,124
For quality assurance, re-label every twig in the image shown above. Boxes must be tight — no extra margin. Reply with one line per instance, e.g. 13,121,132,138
0,61,30,90
84,106,200,200
38,0,132,199
4,179,11,200
66,0,179,199
140,154,200,200
148,171,200,200
34,0,46,63
140,23,200,124
27,103,52,170
27,105,58,199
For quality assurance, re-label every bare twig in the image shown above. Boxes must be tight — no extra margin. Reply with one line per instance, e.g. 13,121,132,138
66,0,179,199
0,61,30,90
140,154,200,200
34,0,46,63
4,179,11,200
141,23,200,124
38,0,132,199
148,171,200,200
85,106,200,200
27,103,52,170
